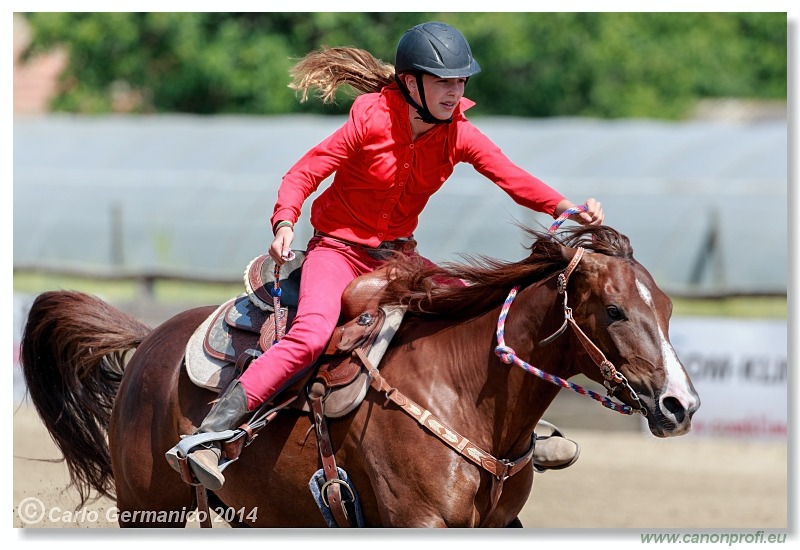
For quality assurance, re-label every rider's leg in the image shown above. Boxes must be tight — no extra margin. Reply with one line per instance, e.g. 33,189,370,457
186,379,251,489
185,236,382,489
237,237,382,408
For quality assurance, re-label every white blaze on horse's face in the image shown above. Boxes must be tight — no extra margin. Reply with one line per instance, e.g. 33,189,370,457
635,278,700,435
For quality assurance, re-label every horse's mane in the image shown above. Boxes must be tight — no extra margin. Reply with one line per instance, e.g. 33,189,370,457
379,225,634,318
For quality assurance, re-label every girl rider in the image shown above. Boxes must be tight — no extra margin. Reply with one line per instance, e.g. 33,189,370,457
172,21,603,490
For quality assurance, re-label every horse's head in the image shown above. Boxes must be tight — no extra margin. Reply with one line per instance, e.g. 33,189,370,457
555,230,700,437
381,224,700,437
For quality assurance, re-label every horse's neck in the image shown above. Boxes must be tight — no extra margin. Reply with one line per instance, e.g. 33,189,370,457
486,283,577,454
415,284,574,459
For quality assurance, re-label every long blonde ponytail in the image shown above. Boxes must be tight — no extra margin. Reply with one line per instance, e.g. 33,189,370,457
288,46,396,104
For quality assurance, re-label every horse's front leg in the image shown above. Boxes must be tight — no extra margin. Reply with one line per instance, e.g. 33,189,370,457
367,471,483,527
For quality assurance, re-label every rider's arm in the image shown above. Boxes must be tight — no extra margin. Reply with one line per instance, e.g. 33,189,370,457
459,122,602,224
456,122,565,217
270,101,365,230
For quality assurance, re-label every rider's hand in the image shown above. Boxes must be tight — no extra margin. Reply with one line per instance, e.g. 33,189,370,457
577,198,603,226
269,226,294,265
557,198,604,226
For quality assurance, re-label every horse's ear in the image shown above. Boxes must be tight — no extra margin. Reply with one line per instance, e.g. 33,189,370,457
560,244,579,264
559,244,591,277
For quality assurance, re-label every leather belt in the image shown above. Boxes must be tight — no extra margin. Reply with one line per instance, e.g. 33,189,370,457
314,231,417,259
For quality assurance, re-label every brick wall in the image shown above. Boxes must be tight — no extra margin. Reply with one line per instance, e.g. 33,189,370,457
14,14,67,116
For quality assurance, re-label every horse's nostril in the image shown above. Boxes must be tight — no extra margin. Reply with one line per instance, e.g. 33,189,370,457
662,396,686,424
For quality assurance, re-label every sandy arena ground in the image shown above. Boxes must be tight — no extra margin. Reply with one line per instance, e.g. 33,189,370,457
12,400,788,531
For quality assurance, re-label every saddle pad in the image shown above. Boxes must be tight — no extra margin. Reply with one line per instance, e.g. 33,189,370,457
186,302,240,391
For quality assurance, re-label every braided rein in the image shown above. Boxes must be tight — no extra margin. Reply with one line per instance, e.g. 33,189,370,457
271,251,296,344
493,205,644,416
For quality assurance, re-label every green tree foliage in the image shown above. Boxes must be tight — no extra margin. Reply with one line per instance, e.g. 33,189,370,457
21,12,786,119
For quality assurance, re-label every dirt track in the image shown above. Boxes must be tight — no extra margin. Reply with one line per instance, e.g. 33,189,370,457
12,402,787,530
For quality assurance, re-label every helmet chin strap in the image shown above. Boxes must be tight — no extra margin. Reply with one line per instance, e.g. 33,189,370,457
395,74,453,125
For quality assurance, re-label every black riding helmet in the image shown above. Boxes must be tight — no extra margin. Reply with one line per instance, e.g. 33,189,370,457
395,22,481,124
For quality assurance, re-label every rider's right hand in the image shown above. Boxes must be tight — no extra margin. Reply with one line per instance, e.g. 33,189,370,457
270,226,294,265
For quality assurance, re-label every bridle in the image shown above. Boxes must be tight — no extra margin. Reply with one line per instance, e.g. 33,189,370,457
494,246,646,417
493,204,646,417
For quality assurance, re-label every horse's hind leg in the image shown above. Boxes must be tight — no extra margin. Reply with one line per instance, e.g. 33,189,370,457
109,306,218,527
111,389,199,527
110,375,197,526
207,492,250,528
113,462,196,527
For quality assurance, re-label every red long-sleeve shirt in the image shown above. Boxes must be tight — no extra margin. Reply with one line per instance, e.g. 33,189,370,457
271,83,564,247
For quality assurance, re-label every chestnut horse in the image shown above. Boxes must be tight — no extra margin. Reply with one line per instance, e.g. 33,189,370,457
21,225,699,527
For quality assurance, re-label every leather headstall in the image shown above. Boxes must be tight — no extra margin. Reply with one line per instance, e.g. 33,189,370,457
538,247,645,415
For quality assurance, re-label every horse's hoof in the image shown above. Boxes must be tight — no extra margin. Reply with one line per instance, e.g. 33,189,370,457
506,517,524,528
188,447,225,490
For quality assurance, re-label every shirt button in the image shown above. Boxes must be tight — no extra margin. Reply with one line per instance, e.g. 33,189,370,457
399,182,405,186
403,163,410,168
381,213,388,218
378,233,384,238
409,144,414,149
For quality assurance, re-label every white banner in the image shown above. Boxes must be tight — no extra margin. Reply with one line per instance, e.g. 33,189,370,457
670,317,787,438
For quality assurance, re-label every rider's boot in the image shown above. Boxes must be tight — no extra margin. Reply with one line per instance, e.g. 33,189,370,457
532,421,581,472
186,379,251,490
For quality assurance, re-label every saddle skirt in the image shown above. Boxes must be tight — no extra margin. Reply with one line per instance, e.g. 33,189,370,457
185,252,405,418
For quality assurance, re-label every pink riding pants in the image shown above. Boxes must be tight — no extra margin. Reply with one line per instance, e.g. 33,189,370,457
239,235,394,410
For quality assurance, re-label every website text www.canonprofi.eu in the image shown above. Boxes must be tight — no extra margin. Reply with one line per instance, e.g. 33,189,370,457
641,531,787,545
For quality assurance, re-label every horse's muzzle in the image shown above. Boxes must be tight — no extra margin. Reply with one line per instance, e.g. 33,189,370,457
644,390,701,437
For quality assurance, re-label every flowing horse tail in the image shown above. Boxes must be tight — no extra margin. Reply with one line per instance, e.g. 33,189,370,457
20,290,152,507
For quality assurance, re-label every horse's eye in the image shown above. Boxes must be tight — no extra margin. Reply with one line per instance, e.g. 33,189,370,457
607,305,625,321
